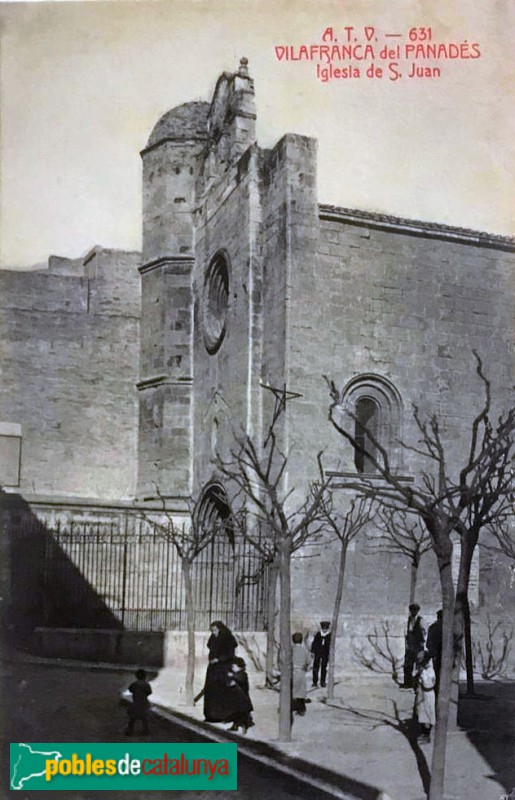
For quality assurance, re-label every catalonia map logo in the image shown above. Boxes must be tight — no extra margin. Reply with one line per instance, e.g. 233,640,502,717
10,742,237,791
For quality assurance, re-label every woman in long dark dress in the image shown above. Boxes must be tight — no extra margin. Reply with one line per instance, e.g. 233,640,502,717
203,620,238,722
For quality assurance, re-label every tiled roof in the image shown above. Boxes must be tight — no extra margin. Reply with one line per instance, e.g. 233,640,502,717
319,204,515,248
146,101,210,149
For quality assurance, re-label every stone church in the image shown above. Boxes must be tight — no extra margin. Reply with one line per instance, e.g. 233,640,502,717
1,60,513,666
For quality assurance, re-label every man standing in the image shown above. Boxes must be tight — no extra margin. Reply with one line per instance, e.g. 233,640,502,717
311,621,332,688
426,609,443,697
403,603,426,688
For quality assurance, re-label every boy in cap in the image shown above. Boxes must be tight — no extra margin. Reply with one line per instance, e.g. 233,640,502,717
125,668,152,735
311,621,332,688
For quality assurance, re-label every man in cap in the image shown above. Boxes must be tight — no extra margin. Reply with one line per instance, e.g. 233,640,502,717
311,620,332,688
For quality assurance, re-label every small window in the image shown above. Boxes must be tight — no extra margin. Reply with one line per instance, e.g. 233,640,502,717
354,397,379,473
340,374,403,474
211,417,219,457
0,422,22,486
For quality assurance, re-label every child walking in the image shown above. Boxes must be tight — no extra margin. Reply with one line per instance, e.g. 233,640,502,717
414,652,436,743
225,657,254,733
125,668,152,735
291,632,311,716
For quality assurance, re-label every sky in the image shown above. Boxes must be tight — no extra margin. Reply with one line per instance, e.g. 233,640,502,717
1,0,514,268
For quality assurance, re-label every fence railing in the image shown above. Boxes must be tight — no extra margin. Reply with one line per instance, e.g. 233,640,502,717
17,510,268,632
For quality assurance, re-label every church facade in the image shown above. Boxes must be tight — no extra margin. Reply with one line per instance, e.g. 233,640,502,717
1,60,513,663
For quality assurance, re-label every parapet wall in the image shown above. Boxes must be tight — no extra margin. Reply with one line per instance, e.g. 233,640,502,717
0,249,141,501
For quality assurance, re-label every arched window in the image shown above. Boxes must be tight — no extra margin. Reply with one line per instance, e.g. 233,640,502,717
354,397,379,473
197,482,234,547
340,374,403,474
191,482,267,630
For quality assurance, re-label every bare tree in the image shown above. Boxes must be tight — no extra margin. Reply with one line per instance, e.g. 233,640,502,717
370,508,432,605
216,399,329,742
451,361,514,697
318,494,376,699
485,514,515,561
473,615,513,680
325,354,515,800
227,513,281,688
139,489,221,706
352,619,404,686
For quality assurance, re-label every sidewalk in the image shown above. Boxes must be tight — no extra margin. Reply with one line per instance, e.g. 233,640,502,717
151,667,514,800
6,650,514,800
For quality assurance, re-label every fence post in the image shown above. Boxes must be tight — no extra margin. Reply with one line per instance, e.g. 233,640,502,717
120,512,129,628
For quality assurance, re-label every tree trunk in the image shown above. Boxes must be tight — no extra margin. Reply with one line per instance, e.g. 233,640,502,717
409,554,419,605
462,595,474,696
456,534,478,698
278,539,292,742
428,539,455,800
182,558,196,707
327,540,348,700
266,555,280,688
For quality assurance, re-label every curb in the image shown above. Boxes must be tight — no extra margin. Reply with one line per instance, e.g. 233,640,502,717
151,702,392,800
2,650,144,674
8,652,394,799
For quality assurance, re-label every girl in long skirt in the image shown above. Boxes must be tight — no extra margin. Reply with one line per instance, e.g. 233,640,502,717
414,651,436,743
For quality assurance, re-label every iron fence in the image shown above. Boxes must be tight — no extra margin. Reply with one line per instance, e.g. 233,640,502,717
20,512,268,632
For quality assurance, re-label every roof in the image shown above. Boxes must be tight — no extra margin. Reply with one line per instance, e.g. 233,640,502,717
319,205,515,250
146,101,210,149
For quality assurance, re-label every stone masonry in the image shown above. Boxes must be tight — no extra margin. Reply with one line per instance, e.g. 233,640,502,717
0,247,141,501
1,60,514,658
136,59,514,636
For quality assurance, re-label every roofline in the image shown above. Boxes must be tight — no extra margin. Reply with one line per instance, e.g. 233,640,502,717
140,135,208,157
319,204,515,251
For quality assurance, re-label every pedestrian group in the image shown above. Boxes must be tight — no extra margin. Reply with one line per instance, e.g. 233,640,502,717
403,603,443,744
124,608,442,743
198,619,334,732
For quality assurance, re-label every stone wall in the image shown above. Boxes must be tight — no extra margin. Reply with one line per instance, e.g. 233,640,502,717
0,248,141,501
282,208,514,625
286,213,513,484
165,63,515,636
137,107,207,499
137,259,194,499
192,146,264,488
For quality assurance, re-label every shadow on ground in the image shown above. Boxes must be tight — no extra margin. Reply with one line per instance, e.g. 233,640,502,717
327,678,515,797
0,490,166,666
325,694,431,797
458,680,515,793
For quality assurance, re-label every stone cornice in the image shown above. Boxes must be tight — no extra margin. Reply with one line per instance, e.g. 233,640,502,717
4,492,138,510
4,491,191,514
140,137,208,157
139,256,195,276
326,470,415,484
319,205,515,251
136,375,193,390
